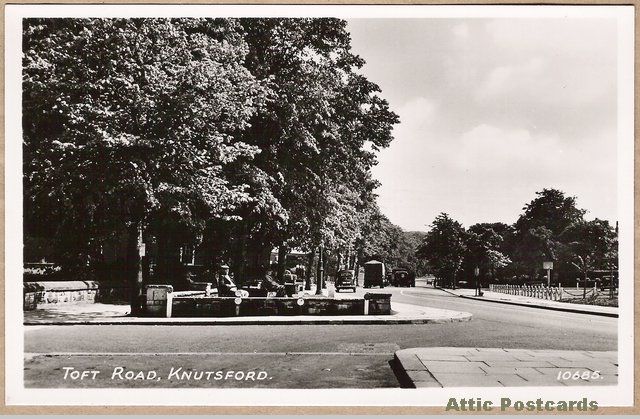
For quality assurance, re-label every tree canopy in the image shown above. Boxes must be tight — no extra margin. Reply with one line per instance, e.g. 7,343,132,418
24,18,269,268
23,17,400,288
416,213,467,287
236,18,398,255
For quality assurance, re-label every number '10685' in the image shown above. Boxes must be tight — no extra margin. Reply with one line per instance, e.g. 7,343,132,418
557,370,601,380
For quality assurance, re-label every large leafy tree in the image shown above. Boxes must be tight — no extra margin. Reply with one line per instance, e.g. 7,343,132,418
512,189,585,278
559,219,617,297
23,18,268,308
463,223,511,283
234,18,398,279
515,188,586,236
416,213,467,288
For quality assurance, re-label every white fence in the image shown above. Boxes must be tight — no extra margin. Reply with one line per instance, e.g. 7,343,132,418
489,284,566,301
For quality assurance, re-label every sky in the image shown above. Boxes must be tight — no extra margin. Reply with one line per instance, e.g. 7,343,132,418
346,18,618,232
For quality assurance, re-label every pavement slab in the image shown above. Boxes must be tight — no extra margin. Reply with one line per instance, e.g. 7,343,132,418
420,361,488,374
395,353,426,371
395,347,617,388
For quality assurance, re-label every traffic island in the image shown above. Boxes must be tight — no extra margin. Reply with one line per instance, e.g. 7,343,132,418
23,284,472,325
23,301,471,326
394,347,617,388
144,285,392,318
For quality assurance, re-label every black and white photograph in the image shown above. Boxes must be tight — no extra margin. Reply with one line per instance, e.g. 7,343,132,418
4,4,635,409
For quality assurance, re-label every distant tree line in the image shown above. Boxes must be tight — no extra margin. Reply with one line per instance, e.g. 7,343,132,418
416,189,618,289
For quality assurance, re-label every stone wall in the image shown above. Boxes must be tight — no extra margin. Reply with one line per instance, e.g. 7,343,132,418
23,281,130,310
144,285,390,317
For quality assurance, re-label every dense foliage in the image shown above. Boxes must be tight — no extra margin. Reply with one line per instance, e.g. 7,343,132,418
22,18,399,294
416,189,618,288
24,19,268,268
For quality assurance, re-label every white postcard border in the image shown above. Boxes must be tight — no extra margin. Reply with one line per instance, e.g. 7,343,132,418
4,4,635,407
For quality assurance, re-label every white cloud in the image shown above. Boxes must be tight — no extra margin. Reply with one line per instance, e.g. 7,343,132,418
454,124,564,176
475,57,543,102
395,96,436,131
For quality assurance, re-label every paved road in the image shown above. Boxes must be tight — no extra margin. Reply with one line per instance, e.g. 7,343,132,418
24,280,617,388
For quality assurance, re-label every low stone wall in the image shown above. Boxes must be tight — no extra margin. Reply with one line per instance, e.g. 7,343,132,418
23,281,129,310
143,285,391,318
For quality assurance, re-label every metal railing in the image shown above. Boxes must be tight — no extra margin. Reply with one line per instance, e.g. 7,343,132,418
489,284,566,301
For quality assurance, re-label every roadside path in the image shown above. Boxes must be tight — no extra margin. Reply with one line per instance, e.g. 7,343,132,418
437,287,617,317
395,347,617,387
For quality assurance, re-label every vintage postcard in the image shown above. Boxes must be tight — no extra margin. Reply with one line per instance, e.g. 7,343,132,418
3,3,636,413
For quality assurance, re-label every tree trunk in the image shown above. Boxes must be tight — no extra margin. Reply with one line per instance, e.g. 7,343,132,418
353,254,360,287
583,269,588,299
155,231,168,284
231,226,248,284
127,221,144,315
276,245,288,283
305,251,314,290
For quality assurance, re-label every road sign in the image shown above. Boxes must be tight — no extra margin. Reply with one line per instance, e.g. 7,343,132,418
543,261,554,270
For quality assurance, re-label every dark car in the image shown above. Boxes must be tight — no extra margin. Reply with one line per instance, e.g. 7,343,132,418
363,260,385,288
391,268,415,287
335,269,356,292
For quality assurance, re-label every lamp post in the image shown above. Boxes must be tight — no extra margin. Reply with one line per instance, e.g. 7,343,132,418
315,246,324,296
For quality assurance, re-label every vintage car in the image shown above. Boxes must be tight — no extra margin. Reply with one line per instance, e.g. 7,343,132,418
335,269,356,292
363,260,385,288
391,268,415,287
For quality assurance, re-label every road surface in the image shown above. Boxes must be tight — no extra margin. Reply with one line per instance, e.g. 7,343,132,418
24,280,617,388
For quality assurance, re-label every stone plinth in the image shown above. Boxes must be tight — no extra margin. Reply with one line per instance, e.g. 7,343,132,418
23,281,130,310
145,284,174,317
364,293,392,315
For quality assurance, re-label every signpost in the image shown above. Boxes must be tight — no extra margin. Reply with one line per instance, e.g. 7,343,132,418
543,261,553,287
